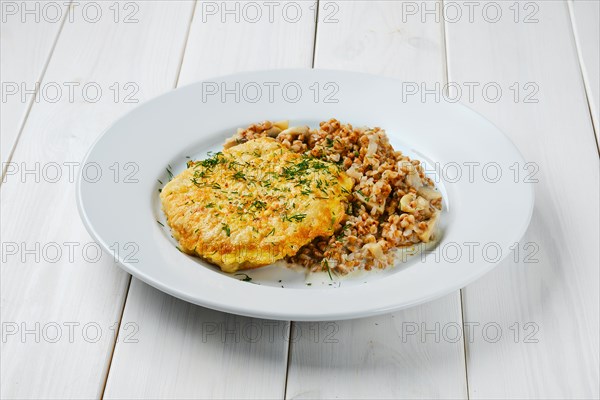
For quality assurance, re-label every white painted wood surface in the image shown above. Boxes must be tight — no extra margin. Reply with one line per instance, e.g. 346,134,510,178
0,0,68,166
103,2,316,398
1,0,599,399
286,2,467,399
0,2,194,398
445,1,600,398
569,0,600,138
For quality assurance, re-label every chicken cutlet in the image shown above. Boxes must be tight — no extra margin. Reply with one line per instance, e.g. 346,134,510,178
160,137,354,273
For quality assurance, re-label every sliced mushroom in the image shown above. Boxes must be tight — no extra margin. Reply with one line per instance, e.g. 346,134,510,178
345,165,362,182
363,241,385,260
223,135,244,149
400,193,416,213
279,125,310,139
416,196,429,210
366,135,379,157
265,127,282,137
417,185,442,201
417,211,439,242
400,193,429,213
406,169,423,189
273,120,289,130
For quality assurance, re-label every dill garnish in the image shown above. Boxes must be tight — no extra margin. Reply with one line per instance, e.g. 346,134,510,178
221,223,231,237
233,171,246,180
251,200,267,210
324,259,333,280
286,213,307,223
235,273,252,282
356,189,370,201
199,152,223,168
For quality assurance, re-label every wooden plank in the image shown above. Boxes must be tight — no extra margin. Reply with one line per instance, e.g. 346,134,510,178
285,2,468,399
0,0,68,166
445,1,600,398
0,2,194,398
103,2,316,398
569,0,600,140
177,0,316,79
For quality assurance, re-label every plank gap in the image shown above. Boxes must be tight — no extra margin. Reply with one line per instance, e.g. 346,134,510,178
100,275,133,399
566,0,600,156
442,2,470,397
100,3,199,396
441,0,451,94
311,0,320,68
173,0,198,88
459,289,471,400
283,321,294,399
284,4,320,396
0,0,71,183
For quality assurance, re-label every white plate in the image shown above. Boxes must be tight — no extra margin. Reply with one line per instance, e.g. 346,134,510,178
77,69,534,321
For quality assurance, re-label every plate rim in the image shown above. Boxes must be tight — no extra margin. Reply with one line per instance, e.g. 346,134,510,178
76,68,535,321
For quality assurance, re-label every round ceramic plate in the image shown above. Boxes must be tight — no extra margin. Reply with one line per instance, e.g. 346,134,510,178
77,69,534,321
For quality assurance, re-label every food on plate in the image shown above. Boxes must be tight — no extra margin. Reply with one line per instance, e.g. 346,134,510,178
161,118,442,275
225,119,442,274
160,137,354,273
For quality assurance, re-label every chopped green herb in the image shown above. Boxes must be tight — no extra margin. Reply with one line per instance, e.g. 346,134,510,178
356,189,370,201
222,223,231,237
233,171,246,180
251,200,267,210
324,259,333,280
200,152,223,169
235,273,252,282
285,213,307,223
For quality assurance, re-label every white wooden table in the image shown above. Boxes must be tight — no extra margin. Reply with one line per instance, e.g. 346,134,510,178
1,1,599,398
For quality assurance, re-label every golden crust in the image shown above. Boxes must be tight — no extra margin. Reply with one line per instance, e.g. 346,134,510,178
160,137,353,273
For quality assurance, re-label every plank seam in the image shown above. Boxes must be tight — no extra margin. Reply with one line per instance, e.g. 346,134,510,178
283,321,294,399
101,3,198,397
283,0,320,399
0,1,72,183
173,0,198,88
459,290,471,400
441,1,470,398
311,0,320,68
566,0,600,156
284,3,319,397
100,274,132,399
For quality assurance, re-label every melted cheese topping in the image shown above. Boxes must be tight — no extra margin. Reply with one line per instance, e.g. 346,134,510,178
160,137,354,272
